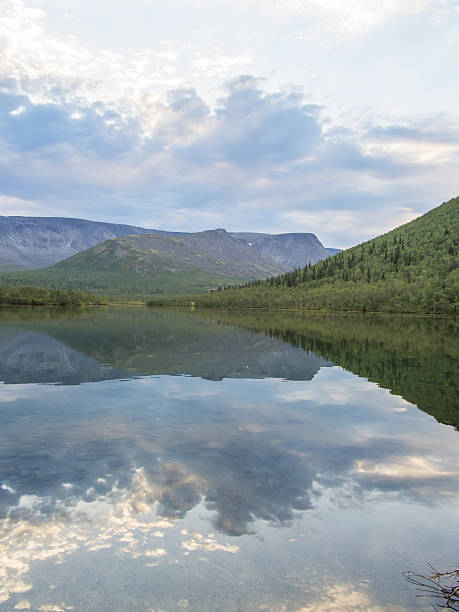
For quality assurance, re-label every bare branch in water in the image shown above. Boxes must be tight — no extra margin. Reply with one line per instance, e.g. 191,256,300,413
403,564,459,610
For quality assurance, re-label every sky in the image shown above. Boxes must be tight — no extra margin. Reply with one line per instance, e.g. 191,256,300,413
1,0,459,248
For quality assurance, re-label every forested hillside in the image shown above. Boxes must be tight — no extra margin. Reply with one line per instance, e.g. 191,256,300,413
184,197,458,314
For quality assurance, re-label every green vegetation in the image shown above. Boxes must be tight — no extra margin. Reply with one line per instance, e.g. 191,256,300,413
167,197,458,314
0,266,237,300
0,284,104,306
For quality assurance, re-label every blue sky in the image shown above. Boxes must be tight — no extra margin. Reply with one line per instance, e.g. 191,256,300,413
1,0,458,247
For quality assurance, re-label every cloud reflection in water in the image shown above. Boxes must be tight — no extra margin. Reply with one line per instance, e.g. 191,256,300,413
0,309,458,610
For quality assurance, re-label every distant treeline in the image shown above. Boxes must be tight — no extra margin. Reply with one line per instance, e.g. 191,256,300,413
149,197,458,314
0,285,104,306
0,268,233,300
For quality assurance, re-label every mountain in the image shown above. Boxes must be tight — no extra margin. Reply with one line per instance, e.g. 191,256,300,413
0,215,339,272
54,228,285,279
231,232,337,268
0,215,341,295
184,196,459,314
0,229,288,295
0,216,163,270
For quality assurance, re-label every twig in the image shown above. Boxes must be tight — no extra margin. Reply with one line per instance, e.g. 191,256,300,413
402,564,459,610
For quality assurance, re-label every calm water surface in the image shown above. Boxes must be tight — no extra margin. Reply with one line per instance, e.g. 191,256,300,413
0,307,458,611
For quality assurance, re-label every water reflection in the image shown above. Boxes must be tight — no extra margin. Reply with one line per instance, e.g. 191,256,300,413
189,308,459,429
2,372,459,608
1,307,456,430
0,307,330,384
0,307,458,610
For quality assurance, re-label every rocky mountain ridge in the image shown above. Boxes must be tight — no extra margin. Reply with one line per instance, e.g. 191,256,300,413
0,216,161,270
0,215,338,272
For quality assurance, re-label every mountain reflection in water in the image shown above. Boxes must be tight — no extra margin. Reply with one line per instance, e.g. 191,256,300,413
0,307,331,384
0,306,458,611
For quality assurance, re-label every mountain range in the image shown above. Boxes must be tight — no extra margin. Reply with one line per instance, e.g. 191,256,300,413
0,216,163,270
0,216,339,295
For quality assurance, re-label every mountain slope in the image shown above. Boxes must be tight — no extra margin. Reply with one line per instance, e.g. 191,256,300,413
187,197,459,314
0,229,287,296
54,228,285,278
0,216,162,270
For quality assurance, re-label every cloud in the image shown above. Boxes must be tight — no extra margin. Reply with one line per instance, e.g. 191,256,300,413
1,75,457,246
1,2,459,245
0,89,139,156
169,76,323,171
2,358,458,539
296,0,433,34
364,119,459,164
0,0,187,113
278,206,421,246
193,55,252,78
0,194,45,216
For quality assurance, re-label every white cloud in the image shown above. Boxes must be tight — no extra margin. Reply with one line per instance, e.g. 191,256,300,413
0,194,49,216
193,55,252,77
0,0,458,245
0,0,187,118
300,0,433,34
278,207,421,247
0,467,176,605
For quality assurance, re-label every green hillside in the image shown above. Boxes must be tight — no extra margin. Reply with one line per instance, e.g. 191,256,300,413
184,197,458,314
0,229,285,297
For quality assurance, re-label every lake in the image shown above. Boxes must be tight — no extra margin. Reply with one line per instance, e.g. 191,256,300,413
0,306,458,611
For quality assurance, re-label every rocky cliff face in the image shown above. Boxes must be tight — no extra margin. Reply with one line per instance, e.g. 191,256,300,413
0,216,160,269
232,232,337,269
